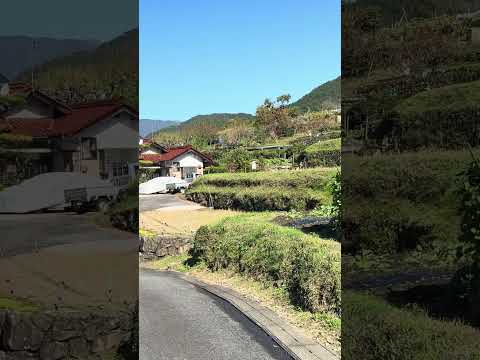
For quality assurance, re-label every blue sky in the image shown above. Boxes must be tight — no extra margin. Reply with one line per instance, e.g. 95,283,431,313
0,1,137,41
140,0,340,120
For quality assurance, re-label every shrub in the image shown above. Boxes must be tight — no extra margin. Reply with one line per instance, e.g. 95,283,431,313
343,150,478,254
186,168,337,211
190,214,341,314
343,291,480,360
303,138,341,167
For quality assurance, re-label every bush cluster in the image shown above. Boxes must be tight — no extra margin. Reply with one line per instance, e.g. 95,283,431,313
186,168,336,211
190,214,341,315
303,138,341,167
343,291,480,360
342,150,478,254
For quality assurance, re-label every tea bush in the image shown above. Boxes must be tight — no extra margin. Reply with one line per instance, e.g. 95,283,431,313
303,138,341,167
190,213,341,314
186,168,337,211
343,150,480,254
343,291,480,360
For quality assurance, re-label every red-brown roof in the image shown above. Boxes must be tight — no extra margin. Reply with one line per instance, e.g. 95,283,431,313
0,100,138,137
139,145,213,165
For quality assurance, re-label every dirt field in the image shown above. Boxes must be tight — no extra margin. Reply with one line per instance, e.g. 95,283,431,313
0,239,138,310
140,207,239,237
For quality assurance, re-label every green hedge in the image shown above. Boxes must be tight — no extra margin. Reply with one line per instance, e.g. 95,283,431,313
190,214,341,314
191,168,336,190
187,185,330,211
343,150,478,254
186,168,337,211
393,81,480,148
303,138,341,167
343,291,480,360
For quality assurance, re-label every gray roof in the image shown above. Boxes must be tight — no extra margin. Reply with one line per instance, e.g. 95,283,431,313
0,73,8,84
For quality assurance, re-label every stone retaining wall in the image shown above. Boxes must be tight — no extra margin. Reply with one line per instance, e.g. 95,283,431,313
0,307,134,359
140,236,191,258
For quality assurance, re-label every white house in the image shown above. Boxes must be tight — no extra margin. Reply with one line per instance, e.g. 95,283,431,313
0,87,138,186
139,140,212,181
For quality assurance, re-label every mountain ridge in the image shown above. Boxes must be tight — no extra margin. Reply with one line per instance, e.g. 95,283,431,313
0,36,99,80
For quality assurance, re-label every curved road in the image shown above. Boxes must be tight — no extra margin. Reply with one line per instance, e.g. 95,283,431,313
140,270,292,360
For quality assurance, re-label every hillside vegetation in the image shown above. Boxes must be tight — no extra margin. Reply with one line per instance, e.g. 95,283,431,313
20,29,139,108
0,36,98,79
290,77,340,113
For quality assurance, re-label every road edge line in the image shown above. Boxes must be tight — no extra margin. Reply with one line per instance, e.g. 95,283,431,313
175,271,339,360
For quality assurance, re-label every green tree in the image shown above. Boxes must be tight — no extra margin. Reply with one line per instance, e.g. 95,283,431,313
255,94,295,139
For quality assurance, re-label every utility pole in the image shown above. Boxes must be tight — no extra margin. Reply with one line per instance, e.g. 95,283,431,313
31,39,37,91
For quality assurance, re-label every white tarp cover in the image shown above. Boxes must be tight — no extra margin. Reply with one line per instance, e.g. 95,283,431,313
139,176,186,195
0,172,115,213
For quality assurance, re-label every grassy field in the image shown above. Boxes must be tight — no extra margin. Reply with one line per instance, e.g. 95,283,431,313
186,168,338,211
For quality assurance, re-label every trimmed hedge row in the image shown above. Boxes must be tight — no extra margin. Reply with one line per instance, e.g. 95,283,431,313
392,81,480,148
303,138,341,167
190,214,341,315
343,291,480,360
190,168,336,190
186,185,330,211
343,150,478,254
186,168,337,211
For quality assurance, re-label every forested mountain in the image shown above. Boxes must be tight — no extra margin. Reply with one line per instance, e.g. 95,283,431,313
290,77,340,113
159,113,255,134
140,119,179,137
18,29,138,108
0,36,98,80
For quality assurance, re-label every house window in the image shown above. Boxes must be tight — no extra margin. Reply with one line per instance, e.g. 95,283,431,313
81,138,97,160
173,161,180,167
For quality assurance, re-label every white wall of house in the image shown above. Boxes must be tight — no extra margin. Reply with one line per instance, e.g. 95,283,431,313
79,110,138,149
175,151,204,168
53,110,138,179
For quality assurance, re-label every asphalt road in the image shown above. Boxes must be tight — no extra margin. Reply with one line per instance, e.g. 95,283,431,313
140,270,293,360
0,212,135,257
140,193,194,212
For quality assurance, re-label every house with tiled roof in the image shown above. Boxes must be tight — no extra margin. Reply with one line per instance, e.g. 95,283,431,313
139,140,213,181
0,84,138,186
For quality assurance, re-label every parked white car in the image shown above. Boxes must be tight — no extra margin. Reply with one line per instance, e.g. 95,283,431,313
0,172,118,213
139,176,190,195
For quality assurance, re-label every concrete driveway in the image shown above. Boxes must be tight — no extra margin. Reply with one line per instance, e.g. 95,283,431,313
140,193,202,212
0,212,137,307
140,270,292,360
0,212,135,257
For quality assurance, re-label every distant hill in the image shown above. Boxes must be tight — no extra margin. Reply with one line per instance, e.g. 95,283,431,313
140,119,179,137
159,113,255,134
18,29,138,108
290,77,340,113
0,36,99,80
